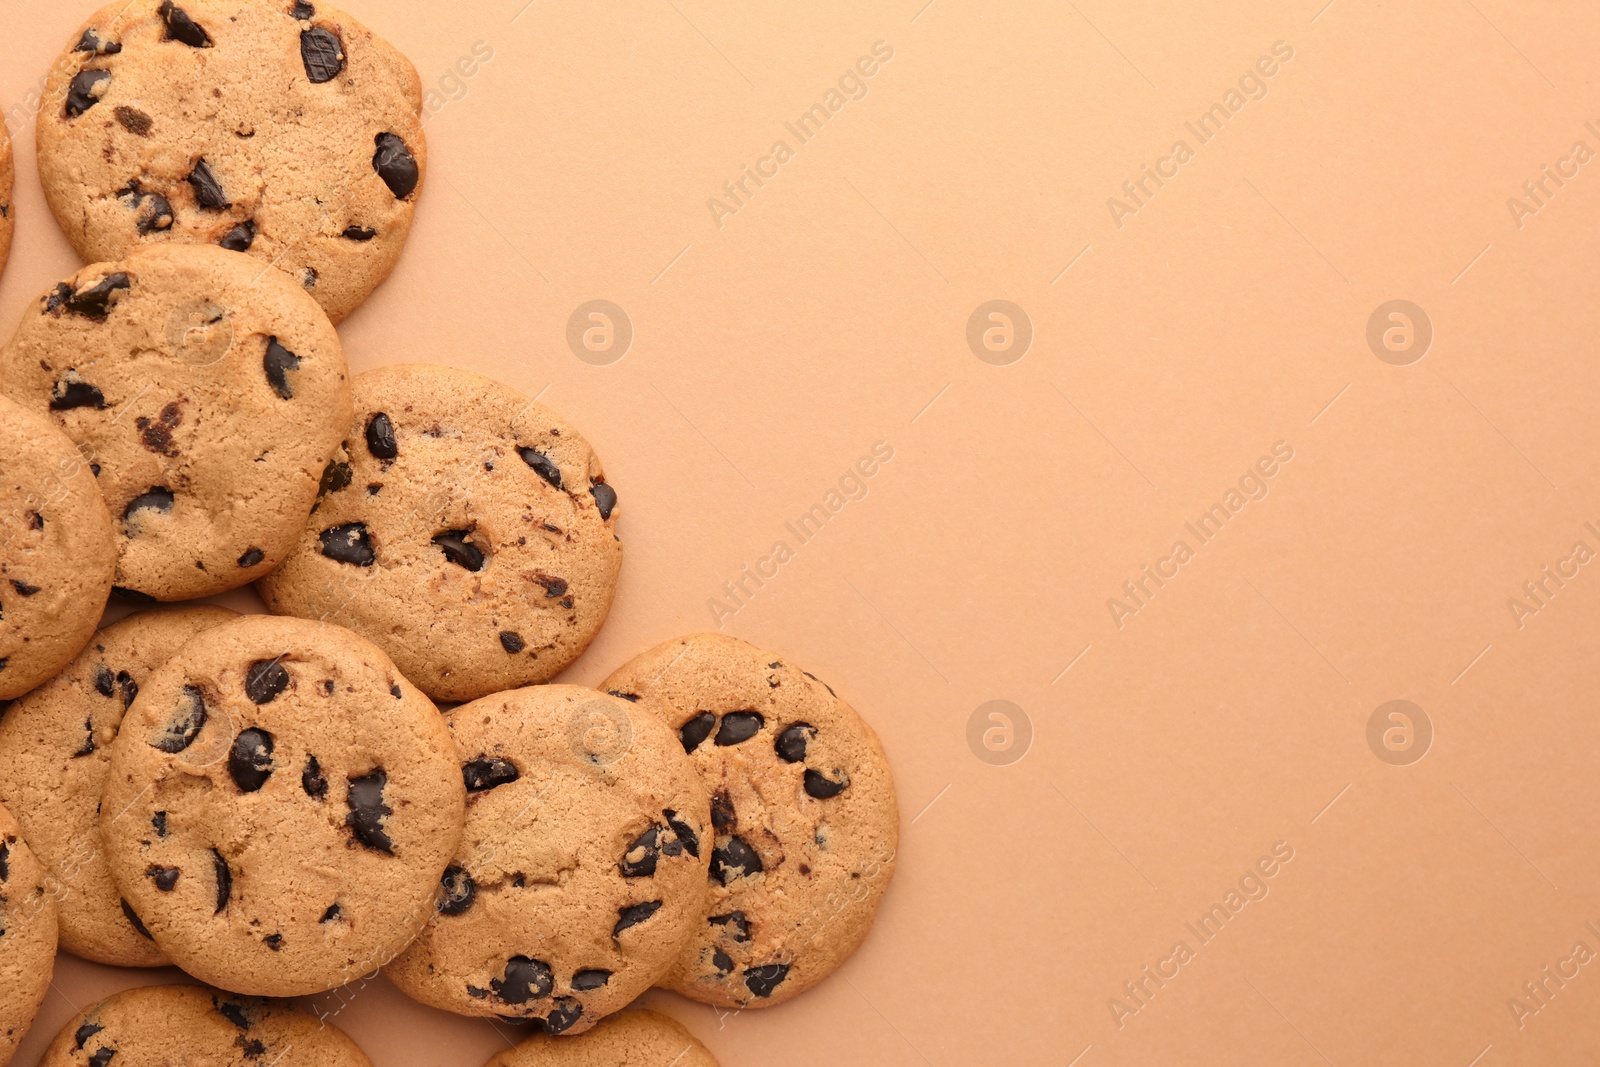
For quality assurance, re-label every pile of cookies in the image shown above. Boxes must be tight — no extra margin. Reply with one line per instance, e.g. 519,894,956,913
0,2,899,1065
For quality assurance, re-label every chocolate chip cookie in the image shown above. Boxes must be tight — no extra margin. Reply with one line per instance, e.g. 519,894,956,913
37,0,425,323
0,395,118,702
0,244,351,602
388,686,710,1034
0,605,236,967
0,799,59,1067
480,1009,720,1067
38,984,373,1067
601,634,899,1008
257,364,623,703
0,122,13,281
98,614,466,997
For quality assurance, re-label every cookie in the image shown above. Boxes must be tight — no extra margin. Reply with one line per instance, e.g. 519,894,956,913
480,1009,720,1067
0,244,351,602
36,0,425,323
388,686,710,1034
0,395,118,701
0,121,13,280
38,984,372,1067
0,605,236,967
0,800,58,1067
601,634,900,1008
257,364,623,703
98,614,466,996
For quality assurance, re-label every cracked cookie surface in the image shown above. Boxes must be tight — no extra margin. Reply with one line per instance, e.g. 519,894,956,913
0,799,58,1067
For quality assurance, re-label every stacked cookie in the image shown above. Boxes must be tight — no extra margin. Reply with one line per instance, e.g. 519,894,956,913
0,0,899,1062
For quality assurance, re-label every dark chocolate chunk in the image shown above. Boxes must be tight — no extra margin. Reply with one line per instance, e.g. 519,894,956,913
438,866,475,915
117,671,138,708
212,848,231,912
49,378,106,410
130,190,175,234
744,963,790,998
373,133,419,199
710,836,763,884
263,338,300,399
160,2,213,47
153,811,168,837
619,826,660,878
216,1000,251,1029
300,26,344,82
89,1049,116,1067
151,686,206,752
804,768,849,799
187,159,229,209
715,711,764,746
10,581,39,596
302,755,328,798
115,106,153,136
532,574,567,598
518,448,560,488
74,1022,104,1049
433,530,485,571
291,1,315,18
613,901,663,938
318,459,353,498
263,933,283,951
590,481,617,520
389,684,403,699
541,998,583,1035
663,809,700,857
463,756,519,792
346,770,393,852
135,401,182,457
0,842,8,880
342,225,376,240
570,969,610,991
74,716,96,757
95,665,115,697
710,789,736,830
712,950,734,976
608,690,640,702
77,28,122,54
775,722,814,764
245,659,289,704
64,274,132,319
364,412,397,459
228,728,275,791
319,523,375,566
121,898,152,938
147,865,181,891
709,910,750,942
679,711,716,753
492,956,553,1004
320,903,341,922
220,220,255,252
238,548,264,567
123,488,174,525
499,631,524,653
66,69,111,117
466,985,488,1000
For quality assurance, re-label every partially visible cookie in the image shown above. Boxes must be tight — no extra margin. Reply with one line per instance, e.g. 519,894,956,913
99,614,466,997
0,800,59,1067
258,364,623,702
388,686,710,1034
38,984,372,1067
0,395,117,701
0,121,13,280
0,605,236,967
37,0,425,322
480,1009,720,1067
602,634,900,1008
0,244,351,601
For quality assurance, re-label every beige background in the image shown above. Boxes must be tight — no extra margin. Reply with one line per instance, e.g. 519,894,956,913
4,0,1600,1063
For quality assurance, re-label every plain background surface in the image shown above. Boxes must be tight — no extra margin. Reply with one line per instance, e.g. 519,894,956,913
5,0,1600,1063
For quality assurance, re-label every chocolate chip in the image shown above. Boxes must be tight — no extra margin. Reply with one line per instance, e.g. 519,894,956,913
711,836,763,884
518,448,560,488
663,809,700,857
121,898,152,938
438,866,475,915
49,378,106,410
151,686,206,752
317,460,353,497
228,728,275,791
301,267,318,290
113,586,157,604
291,0,315,18
212,848,232,912
115,105,153,136
302,755,328,798
541,999,583,1035
619,826,661,878
220,220,255,252
88,1049,115,1067
241,1038,267,1059
117,672,138,708
492,957,553,1004
320,903,341,922
319,523,375,566
365,412,397,459
342,225,376,240
188,159,229,209
123,488,174,527
66,69,110,117
570,969,610,991
530,574,567,599
263,933,283,951
373,133,419,199
466,985,488,1000
433,530,485,571
123,188,174,233
216,1001,251,1029
62,273,131,319
775,723,813,763
10,581,38,597
679,712,716,753
463,756,519,792
613,901,663,940
300,26,343,82
77,28,121,54
716,711,764,746
245,659,289,704
709,911,750,942
744,963,790,998
238,548,264,567
712,950,733,976
263,338,300,399
710,790,736,830
804,768,849,799
147,865,180,891
135,401,182,457
74,1022,104,1049
346,770,393,852
389,684,402,699
95,666,115,697
160,2,212,47
499,631,524,653
0,843,8,881
608,690,640,702
590,481,617,520
74,716,96,757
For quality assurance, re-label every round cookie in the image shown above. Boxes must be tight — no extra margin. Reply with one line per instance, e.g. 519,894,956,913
388,686,710,1034
601,634,900,1009
98,614,466,997
37,0,425,323
0,121,13,280
0,605,236,967
0,800,59,1067
257,364,623,703
480,1009,720,1067
0,244,352,602
38,984,372,1067
0,395,118,701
